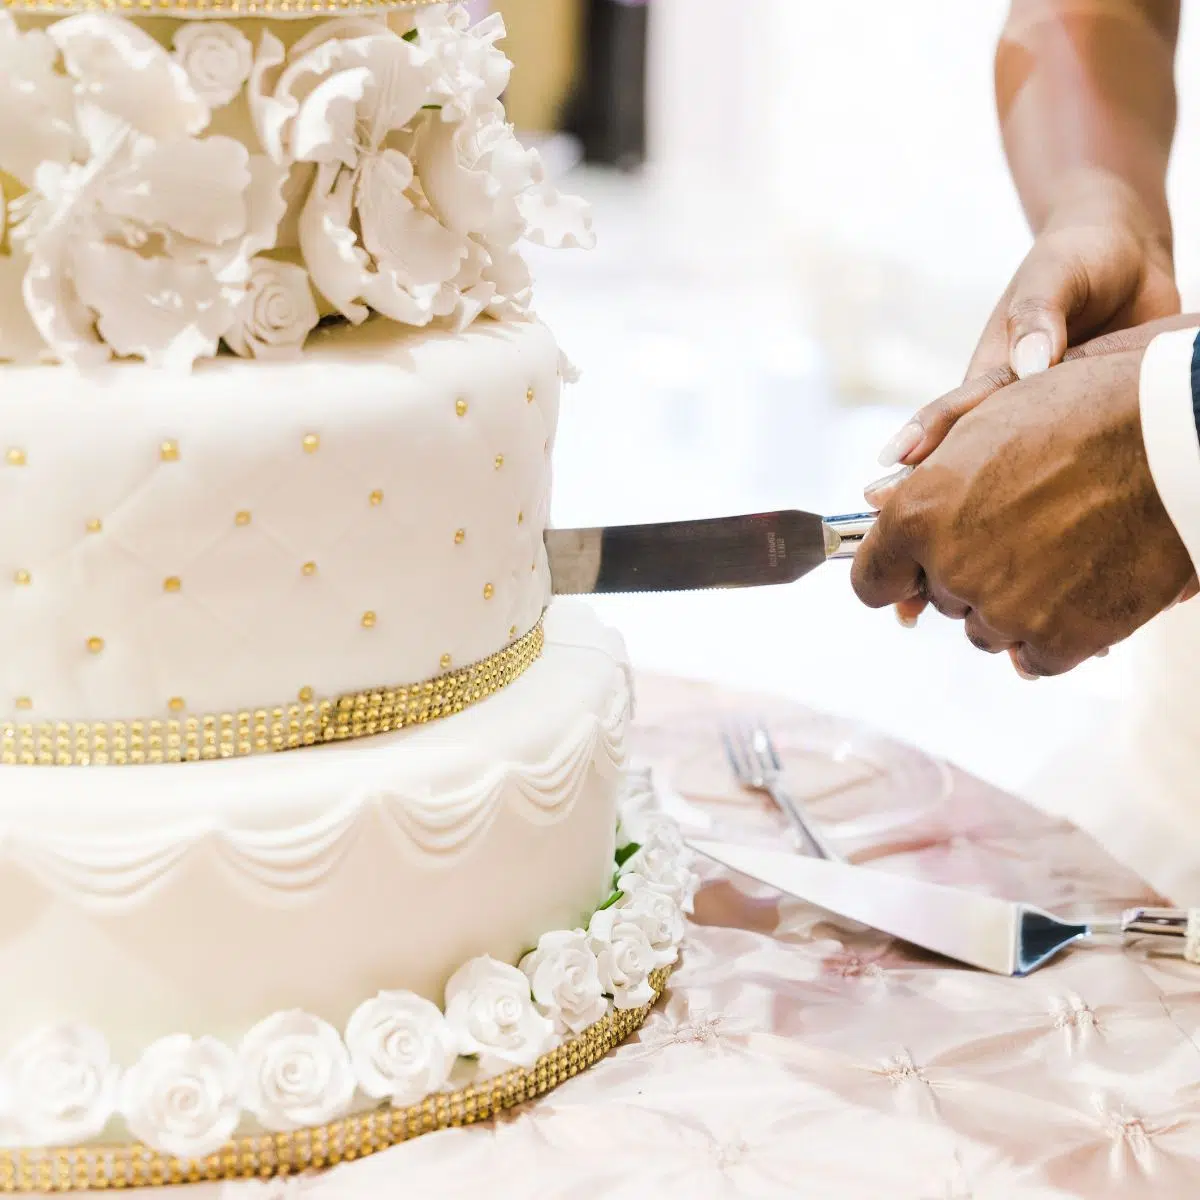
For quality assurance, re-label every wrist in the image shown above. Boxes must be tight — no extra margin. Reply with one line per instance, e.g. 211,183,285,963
1042,168,1174,264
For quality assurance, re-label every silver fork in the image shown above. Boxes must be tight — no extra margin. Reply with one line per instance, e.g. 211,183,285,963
722,720,842,861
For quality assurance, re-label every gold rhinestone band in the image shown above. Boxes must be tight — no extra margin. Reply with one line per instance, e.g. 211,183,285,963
2,619,544,767
1,0,440,14
0,967,670,1192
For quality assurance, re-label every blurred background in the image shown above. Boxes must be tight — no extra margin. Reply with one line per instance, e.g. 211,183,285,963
483,0,1200,826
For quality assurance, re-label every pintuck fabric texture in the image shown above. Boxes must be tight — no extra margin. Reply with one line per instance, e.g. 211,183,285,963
83,676,1194,1200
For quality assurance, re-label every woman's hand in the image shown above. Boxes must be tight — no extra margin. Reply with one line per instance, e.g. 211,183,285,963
876,172,1180,474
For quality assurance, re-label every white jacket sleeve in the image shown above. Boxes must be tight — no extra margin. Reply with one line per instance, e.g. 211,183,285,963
1141,326,1200,570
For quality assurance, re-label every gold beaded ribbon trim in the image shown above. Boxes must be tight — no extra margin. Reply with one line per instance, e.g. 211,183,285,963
0,966,671,1193
2,619,544,767
1,0,441,16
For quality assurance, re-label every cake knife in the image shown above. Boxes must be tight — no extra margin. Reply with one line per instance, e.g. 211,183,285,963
547,511,876,595
688,838,1198,976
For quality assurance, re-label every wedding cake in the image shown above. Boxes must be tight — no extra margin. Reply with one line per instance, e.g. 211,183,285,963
0,2,694,1186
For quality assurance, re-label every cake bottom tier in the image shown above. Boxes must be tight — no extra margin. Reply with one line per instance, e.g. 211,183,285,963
0,602,629,1065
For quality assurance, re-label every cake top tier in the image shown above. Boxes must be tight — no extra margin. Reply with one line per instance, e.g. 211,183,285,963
0,4,593,368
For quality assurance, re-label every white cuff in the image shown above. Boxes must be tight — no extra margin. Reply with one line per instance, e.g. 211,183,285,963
1140,326,1200,571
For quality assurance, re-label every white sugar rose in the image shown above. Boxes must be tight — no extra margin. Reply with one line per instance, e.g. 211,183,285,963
615,873,686,967
623,841,699,915
4,1024,118,1145
519,930,608,1036
238,1012,355,1133
588,909,658,1010
345,992,457,1108
444,957,554,1075
224,259,320,360
173,23,253,109
118,1035,240,1160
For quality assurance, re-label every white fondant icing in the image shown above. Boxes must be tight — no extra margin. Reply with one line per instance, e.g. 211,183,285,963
0,317,560,723
0,604,627,1061
0,766,694,1154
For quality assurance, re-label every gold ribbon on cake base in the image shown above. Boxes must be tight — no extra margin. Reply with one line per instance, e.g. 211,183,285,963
2,619,545,767
0,967,672,1193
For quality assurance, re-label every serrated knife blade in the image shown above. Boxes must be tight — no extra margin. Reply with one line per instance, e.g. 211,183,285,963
687,839,1098,976
546,511,876,596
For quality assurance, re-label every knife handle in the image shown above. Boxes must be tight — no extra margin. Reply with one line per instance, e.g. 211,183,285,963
1108,907,1200,964
822,512,878,560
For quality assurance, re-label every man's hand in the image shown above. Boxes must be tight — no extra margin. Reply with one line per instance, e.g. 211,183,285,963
853,347,1194,677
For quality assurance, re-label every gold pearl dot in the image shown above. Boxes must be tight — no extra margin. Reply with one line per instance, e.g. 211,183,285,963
13,569,30,586
509,625,517,639
168,697,185,713
517,511,524,525
85,518,103,534
455,399,468,418
86,637,104,655
235,510,252,527
454,529,466,545
302,433,320,453
14,696,31,711
440,653,452,670
298,686,314,704
361,611,377,629
527,387,536,404
483,583,494,600
163,576,182,593
301,562,317,577
369,490,384,507
159,441,179,463
494,454,504,470
6,448,26,467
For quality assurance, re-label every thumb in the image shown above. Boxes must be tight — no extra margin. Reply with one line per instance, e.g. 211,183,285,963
850,502,923,610
1002,242,1087,380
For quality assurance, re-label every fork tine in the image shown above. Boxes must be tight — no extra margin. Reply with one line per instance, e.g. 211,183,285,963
720,728,748,783
756,719,785,773
722,722,758,785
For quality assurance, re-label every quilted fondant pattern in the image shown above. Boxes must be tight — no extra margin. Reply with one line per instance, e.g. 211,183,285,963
0,318,560,721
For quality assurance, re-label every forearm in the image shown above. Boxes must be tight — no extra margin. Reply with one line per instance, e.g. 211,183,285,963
997,0,1179,247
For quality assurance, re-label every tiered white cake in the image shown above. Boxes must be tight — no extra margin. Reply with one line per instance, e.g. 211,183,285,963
0,2,694,1178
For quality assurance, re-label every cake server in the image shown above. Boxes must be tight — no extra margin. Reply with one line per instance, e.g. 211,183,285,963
688,838,1197,976
546,510,876,595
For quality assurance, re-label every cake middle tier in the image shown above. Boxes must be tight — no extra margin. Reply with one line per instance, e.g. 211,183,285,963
0,318,560,724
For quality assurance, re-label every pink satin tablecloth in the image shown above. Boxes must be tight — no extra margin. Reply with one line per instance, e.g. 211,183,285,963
141,677,1200,1200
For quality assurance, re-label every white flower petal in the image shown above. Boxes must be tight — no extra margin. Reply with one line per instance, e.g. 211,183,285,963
298,163,372,323
50,14,210,138
72,242,236,371
355,151,466,287
519,183,597,251
103,134,252,247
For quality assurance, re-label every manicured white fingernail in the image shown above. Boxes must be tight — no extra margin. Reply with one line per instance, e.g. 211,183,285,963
864,465,913,503
1012,332,1052,380
877,421,923,467
1094,647,1110,659
896,609,919,630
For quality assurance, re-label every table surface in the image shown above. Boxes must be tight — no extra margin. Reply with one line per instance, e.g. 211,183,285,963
124,678,1197,1200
